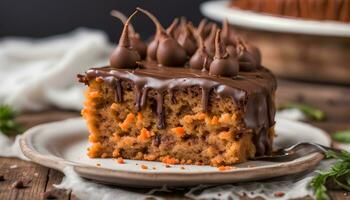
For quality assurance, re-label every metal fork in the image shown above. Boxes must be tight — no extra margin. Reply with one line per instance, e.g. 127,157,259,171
253,142,341,162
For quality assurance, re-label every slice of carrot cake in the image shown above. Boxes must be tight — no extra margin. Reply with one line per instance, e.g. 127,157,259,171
78,8,276,166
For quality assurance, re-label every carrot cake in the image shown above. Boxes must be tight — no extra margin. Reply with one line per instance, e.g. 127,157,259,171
78,8,277,166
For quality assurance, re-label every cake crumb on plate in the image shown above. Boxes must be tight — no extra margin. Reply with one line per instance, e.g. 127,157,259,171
141,165,148,170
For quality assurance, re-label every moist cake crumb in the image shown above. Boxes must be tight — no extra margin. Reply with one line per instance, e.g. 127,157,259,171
116,157,125,164
141,165,148,170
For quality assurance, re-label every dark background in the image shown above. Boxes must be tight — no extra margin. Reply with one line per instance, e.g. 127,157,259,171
0,0,209,42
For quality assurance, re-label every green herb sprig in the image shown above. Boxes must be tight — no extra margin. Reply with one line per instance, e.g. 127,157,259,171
332,129,350,143
279,103,326,121
310,150,350,200
0,105,24,136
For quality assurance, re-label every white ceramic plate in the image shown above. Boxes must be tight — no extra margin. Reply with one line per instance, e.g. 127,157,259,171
200,0,350,37
20,117,330,187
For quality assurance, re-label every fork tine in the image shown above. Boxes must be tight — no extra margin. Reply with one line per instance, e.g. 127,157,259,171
253,142,338,162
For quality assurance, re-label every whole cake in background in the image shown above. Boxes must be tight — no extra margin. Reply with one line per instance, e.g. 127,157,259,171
230,0,350,22
78,7,277,167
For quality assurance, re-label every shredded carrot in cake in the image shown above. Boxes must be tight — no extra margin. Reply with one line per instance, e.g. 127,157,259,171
218,166,236,171
183,115,193,124
110,103,119,110
171,127,185,137
88,134,98,143
138,128,152,141
162,156,178,164
95,77,103,83
89,91,101,98
119,113,135,131
218,166,232,171
101,153,108,158
218,131,231,141
210,116,219,125
219,113,231,124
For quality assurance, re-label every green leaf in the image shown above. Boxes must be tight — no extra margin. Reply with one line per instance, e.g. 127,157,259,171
0,105,16,120
311,150,350,200
279,103,326,121
332,129,350,143
0,105,24,136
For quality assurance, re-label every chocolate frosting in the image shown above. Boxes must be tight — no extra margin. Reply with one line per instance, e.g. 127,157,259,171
204,24,218,56
209,30,239,77
109,11,141,69
197,18,208,38
130,34,147,59
221,19,236,46
246,43,262,66
237,40,257,71
110,10,147,59
189,26,212,70
166,18,179,38
177,24,197,56
137,8,187,67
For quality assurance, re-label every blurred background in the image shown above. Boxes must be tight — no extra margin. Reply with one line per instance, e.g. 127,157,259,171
0,0,206,41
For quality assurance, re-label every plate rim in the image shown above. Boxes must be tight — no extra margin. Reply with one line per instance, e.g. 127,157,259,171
200,0,350,37
20,117,329,185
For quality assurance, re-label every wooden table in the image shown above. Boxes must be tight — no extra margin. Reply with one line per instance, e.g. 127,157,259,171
1,79,350,200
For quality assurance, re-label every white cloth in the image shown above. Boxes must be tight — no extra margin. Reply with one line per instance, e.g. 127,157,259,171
276,108,306,121
55,167,158,200
0,133,28,160
0,28,111,111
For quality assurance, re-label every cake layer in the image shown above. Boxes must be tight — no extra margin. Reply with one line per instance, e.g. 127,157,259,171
81,74,275,166
79,62,276,166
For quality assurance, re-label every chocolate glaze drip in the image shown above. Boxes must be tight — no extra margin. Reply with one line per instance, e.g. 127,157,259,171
81,61,276,155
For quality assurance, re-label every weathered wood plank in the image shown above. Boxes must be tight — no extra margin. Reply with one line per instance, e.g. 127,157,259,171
329,191,350,200
44,169,71,200
0,157,49,200
277,79,350,122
